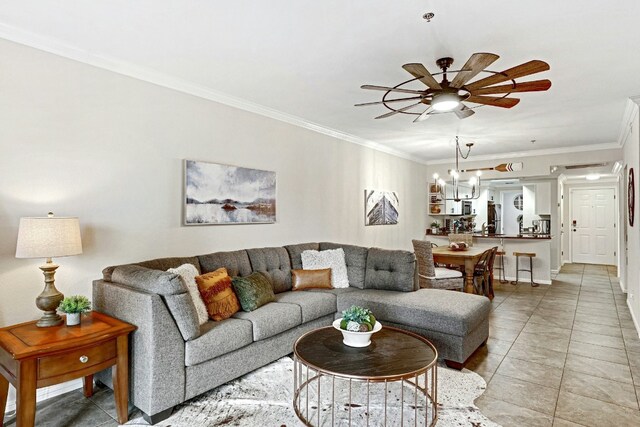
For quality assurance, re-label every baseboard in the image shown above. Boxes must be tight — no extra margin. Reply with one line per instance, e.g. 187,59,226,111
627,298,640,339
619,279,627,293
551,269,559,274
4,379,82,414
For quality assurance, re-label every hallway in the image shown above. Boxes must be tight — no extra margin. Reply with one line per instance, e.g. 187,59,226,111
472,263,640,426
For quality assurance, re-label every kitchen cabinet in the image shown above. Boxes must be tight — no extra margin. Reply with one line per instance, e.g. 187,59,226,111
535,182,552,215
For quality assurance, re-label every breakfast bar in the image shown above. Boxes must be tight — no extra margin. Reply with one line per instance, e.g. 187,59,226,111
427,234,553,285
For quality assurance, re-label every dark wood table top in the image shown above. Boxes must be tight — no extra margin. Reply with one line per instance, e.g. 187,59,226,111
294,326,437,380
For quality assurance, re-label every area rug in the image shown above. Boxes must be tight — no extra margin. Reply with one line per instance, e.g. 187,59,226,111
123,357,498,426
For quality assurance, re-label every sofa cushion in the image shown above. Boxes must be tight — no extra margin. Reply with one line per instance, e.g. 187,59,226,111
291,268,332,291
164,293,202,341
168,264,209,325
274,291,337,323
285,243,320,269
336,289,490,336
110,265,187,295
198,250,252,277
301,248,349,288
364,248,415,292
307,287,360,297
319,242,368,289
185,318,253,366
196,268,241,321
232,272,276,312
246,247,292,293
102,256,201,282
232,302,302,341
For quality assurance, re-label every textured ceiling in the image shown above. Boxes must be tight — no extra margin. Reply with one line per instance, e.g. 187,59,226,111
0,0,638,161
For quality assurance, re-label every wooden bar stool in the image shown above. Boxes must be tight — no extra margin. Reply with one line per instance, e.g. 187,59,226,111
511,252,539,287
495,250,508,284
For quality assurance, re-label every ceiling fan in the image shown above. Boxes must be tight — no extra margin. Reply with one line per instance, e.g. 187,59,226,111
356,53,551,122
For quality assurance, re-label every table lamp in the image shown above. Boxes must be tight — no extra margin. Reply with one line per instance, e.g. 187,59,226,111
15,212,83,327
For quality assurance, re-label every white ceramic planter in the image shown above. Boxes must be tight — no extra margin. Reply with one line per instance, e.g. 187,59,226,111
332,318,382,347
66,313,81,326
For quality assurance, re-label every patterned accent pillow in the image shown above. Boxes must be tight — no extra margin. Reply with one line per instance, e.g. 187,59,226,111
301,248,349,288
231,272,276,312
195,267,240,321
168,263,209,325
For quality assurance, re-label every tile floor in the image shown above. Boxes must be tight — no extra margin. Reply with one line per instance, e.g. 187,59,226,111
2,263,639,427
473,263,640,427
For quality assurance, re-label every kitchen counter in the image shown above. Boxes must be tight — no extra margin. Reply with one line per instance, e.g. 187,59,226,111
426,234,552,284
426,231,552,240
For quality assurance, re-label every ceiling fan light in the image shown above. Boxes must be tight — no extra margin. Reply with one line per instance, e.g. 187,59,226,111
432,92,460,111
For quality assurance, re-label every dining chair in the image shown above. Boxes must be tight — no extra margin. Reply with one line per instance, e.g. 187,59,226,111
412,239,464,291
473,246,498,298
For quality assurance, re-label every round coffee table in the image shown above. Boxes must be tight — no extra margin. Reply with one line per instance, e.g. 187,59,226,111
293,325,438,426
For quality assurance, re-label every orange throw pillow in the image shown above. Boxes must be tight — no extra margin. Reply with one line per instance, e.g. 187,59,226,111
196,267,240,321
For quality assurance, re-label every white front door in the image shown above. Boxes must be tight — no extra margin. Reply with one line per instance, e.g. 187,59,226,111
570,188,616,265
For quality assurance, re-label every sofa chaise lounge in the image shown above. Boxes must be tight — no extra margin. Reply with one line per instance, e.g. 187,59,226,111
93,242,490,424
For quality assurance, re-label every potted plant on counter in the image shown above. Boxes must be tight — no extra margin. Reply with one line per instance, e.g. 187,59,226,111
58,295,91,326
430,221,440,234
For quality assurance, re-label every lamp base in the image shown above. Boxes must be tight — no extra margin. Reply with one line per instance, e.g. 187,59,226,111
36,311,63,327
35,260,64,328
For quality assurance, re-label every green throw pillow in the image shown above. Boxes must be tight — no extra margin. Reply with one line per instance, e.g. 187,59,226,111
231,272,275,312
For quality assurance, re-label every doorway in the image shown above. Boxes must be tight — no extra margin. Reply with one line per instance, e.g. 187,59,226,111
570,187,616,265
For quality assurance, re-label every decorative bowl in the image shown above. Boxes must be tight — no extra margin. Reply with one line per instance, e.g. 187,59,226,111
449,242,469,251
332,318,382,347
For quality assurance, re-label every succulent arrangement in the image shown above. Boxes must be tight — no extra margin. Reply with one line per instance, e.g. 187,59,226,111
58,295,91,314
340,305,377,332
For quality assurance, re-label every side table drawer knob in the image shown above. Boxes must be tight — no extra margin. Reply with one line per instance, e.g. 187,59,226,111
79,355,89,363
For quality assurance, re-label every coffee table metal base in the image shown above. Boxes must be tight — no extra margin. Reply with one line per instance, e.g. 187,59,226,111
292,326,438,426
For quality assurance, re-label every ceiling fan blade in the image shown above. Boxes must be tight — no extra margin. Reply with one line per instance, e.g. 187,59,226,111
413,107,433,123
465,96,520,108
450,53,500,89
454,105,475,119
361,84,426,95
470,79,552,95
465,60,550,91
355,96,422,107
375,101,423,119
402,63,442,90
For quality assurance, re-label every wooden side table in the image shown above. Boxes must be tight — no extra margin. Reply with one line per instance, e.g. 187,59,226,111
0,311,136,427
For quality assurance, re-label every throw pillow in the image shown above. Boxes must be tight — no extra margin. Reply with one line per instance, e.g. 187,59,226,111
195,267,240,321
291,268,332,291
167,263,209,325
301,248,349,288
232,272,276,312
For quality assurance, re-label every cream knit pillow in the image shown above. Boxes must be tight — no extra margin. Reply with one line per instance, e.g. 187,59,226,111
168,264,209,325
301,248,349,288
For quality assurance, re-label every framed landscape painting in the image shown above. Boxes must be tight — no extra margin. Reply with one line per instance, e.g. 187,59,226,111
364,189,399,226
184,160,276,225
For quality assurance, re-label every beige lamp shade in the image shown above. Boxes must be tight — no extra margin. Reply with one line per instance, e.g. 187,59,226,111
15,215,83,259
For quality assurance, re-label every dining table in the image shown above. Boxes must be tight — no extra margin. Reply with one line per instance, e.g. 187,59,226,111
431,246,487,296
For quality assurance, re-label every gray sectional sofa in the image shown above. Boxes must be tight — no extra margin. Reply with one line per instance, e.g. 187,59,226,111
93,242,490,424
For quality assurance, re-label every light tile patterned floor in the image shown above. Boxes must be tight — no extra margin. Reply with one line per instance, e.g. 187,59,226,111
2,264,639,426
474,263,640,427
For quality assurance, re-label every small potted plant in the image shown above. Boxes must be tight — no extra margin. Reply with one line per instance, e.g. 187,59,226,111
430,221,440,234
58,295,91,326
332,305,381,347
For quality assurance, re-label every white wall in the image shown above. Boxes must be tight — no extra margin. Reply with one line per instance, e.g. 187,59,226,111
620,99,640,332
0,39,429,328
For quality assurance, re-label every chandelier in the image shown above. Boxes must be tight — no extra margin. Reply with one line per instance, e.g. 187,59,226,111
432,136,482,202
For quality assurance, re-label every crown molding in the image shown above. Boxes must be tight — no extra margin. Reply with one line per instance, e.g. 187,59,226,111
0,24,428,165
424,142,621,165
617,96,640,149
